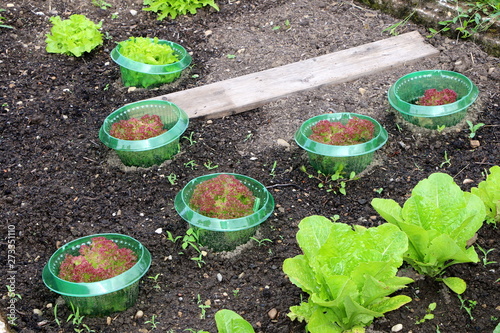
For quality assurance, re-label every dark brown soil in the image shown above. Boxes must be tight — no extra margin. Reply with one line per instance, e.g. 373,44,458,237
1,0,499,332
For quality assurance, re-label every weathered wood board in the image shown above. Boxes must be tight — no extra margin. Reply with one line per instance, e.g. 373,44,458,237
145,31,439,119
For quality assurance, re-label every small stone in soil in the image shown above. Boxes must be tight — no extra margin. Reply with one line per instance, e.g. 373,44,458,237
391,323,403,332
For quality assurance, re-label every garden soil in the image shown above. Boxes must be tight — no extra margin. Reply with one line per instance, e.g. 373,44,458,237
1,0,499,332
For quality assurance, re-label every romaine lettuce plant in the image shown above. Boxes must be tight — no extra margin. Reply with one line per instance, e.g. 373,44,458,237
45,14,103,57
58,237,137,283
283,216,413,333
471,165,500,225
143,0,219,20
371,172,485,294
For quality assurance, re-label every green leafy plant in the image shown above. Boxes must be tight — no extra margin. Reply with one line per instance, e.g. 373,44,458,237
116,37,183,88
283,216,413,333
6,285,21,300
184,160,198,170
415,302,436,324
203,160,219,170
58,237,137,283
466,120,485,138
143,0,219,20
457,295,476,320
148,273,162,290
167,173,178,185
249,236,272,246
145,314,159,329
269,161,277,177
183,132,197,145
436,125,446,133
440,151,451,168
118,37,179,65
196,294,211,319
189,174,256,219
0,9,13,29
476,245,497,266
371,173,485,294
67,303,94,332
427,0,500,39
471,165,500,226
91,0,112,9
309,117,375,146
215,309,255,333
416,88,457,106
110,114,166,140
383,11,415,36
45,14,103,57
300,165,357,195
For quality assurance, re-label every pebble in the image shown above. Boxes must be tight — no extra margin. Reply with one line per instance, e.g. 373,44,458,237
130,9,137,16
134,310,144,319
359,87,367,96
268,308,278,319
128,87,137,92
205,30,213,36
155,228,163,234
106,316,112,325
33,309,43,316
276,138,290,147
391,323,403,332
470,140,480,148
462,178,474,184
217,273,223,282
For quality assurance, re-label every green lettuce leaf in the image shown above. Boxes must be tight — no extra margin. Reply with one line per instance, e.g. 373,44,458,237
471,165,500,225
371,172,485,291
283,216,412,333
215,309,254,333
143,0,219,20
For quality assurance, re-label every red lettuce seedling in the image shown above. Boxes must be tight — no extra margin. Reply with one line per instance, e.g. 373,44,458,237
309,117,375,146
416,88,458,106
110,114,166,140
189,174,256,219
59,237,137,283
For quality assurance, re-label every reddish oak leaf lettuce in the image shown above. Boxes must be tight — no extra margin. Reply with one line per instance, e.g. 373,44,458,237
283,216,412,333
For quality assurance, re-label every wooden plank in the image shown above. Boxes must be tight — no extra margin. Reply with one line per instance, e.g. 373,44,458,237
145,31,439,119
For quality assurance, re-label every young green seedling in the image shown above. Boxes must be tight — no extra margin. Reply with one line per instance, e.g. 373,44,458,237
467,120,485,139
416,302,437,324
477,245,497,266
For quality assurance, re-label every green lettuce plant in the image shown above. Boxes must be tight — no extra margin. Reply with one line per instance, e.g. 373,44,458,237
283,216,413,333
143,0,219,20
189,174,256,219
118,37,179,65
371,173,485,294
45,14,103,57
58,237,137,283
471,165,500,225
